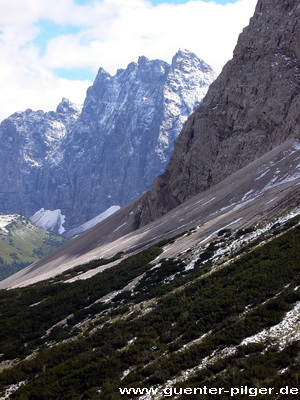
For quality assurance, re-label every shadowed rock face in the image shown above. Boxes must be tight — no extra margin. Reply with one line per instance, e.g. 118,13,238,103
138,0,300,226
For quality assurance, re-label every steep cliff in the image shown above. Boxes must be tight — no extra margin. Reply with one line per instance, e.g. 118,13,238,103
0,50,215,232
55,49,215,229
0,99,81,218
138,0,300,225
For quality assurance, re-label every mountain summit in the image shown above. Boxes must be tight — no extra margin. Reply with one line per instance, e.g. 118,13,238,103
58,49,215,230
0,50,215,233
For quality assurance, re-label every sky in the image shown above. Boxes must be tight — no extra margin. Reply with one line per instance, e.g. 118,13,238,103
0,0,257,121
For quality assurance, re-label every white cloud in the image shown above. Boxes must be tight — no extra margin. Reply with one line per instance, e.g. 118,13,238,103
0,0,256,121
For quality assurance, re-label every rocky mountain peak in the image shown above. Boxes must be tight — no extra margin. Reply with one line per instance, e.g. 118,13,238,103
0,50,215,233
171,48,213,75
56,98,82,118
137,55,150,66
2,4,300,394
57,50,215,230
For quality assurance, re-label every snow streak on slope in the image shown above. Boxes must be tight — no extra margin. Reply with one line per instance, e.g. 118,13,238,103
241,301,300,350
66,206,121,237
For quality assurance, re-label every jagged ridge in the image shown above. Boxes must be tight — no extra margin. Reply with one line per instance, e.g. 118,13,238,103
0,50,215,232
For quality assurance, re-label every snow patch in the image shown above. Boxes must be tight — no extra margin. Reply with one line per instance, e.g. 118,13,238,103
241,301,300,350
30,208,66,235
66,206,120,237
0,214,19,235
0,381,26,400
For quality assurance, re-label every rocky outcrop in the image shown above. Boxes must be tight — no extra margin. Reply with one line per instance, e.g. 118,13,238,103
138,0,300,226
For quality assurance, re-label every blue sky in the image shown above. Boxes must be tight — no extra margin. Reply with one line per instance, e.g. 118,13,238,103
0,0,256,120
150,0,239,3
74,0,240,4
34,20,82,56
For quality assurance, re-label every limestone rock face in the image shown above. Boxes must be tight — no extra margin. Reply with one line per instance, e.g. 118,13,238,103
0,51,215,232
138,0,300,226
58,50,215,229
0,99,81,218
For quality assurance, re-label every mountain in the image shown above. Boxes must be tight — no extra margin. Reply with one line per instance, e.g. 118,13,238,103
1,0,300,398
0,214,67,280
2,0,297,282
0,50,215,233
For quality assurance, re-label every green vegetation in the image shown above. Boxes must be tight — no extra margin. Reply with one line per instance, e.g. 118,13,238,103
0,217,67,280
0,223,299,399
0,245,162,359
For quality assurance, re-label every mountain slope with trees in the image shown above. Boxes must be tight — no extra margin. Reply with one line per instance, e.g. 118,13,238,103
1,0,300,398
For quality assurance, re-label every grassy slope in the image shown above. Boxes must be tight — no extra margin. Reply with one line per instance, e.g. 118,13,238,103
0,222,299,399
0,217,67,280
